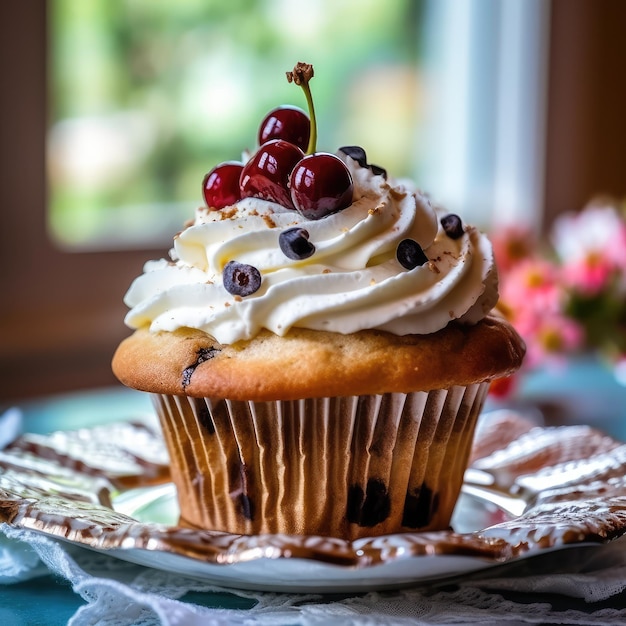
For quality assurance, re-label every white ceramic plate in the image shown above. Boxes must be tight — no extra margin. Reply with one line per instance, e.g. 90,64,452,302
2,411,626,592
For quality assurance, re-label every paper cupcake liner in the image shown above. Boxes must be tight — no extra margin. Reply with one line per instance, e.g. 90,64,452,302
152,383,489,539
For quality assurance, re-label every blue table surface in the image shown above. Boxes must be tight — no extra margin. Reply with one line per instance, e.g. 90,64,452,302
2,355,626,623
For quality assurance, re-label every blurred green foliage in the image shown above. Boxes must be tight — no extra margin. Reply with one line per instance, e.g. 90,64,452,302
48,0,424,249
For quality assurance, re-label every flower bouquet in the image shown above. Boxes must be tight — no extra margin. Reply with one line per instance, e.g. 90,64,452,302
490,197,626,394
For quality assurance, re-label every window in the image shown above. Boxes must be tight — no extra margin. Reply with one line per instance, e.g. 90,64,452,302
48,0,425,250
419,0,550,229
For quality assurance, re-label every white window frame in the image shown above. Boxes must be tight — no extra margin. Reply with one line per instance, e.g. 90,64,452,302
419,0,551,230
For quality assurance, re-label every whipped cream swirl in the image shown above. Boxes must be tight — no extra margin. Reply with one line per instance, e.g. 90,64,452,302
124,156,498,344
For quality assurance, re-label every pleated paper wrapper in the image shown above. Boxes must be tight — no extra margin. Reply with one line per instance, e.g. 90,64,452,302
152,383,489,540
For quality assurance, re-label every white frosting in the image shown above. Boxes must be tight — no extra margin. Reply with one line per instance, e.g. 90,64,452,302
124,156,498,344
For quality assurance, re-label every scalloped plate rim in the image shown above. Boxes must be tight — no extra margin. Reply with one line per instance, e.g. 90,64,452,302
3,416,626,592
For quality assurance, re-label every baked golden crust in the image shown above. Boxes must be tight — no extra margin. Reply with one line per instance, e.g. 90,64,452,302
112,315,524,401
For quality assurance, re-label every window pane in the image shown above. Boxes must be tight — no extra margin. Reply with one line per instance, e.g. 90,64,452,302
48,0,424,250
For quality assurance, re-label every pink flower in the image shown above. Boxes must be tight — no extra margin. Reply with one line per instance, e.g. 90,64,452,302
535,314,584,363
611,223,626,275
514,309,585,369
492,197,626,374
559,255,614,295
551,204,626,295
498,255,585,367
500,257,563,314
490,224,537,275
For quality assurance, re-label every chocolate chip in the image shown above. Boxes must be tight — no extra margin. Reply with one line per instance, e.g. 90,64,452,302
440,214,464,239
182,346,221,389
396,239,428,270
346,484,364,524
229,462,255,521
402,483,439,528
238,494,255,521
223,260,262,297
346,478,391,527
369,164,387,179
339,146,387,179
193,398,215,435
339,145,368,168
279,227,316,260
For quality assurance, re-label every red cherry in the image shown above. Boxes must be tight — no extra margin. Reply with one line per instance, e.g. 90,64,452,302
258,106,310,152
289,153,353,219
240,139,304,208
202,161,244,210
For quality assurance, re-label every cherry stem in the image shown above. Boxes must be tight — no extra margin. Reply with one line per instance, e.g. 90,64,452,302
286,62,317,154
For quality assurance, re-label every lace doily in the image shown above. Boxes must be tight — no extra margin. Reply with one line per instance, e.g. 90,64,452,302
2,524,626,625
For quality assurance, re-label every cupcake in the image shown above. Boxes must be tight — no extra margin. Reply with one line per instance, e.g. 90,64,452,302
112,63,524,539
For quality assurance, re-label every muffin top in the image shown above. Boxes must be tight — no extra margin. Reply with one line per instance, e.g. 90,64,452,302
112,314,524,400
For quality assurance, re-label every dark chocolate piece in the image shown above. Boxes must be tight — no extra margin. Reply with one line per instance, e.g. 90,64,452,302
181,346,220,389
279,227,316,260
396,239,428,269
402,483,439,528
338,146,388,179
193,398,215,435
440,214,464,239
230,462,255,521
347,478,391,527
